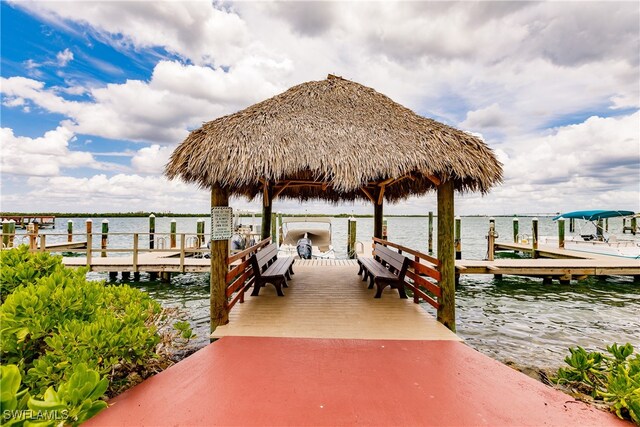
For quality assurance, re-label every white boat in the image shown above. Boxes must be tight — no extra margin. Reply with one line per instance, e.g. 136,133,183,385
541,210,640,259
278,217,335,259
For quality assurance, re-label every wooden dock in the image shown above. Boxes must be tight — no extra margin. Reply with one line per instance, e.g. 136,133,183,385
212,260,459,341
87,257,627,427
62,251,210,273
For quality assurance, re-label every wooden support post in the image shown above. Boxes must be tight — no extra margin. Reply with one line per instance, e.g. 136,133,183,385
121,271,131,281
605,218,609,232
133,272,140,281
569,218,575,233
261,183,273,240
271,214,277,247
428,211,434,254
437,180,455,332
210,184,230,333
101,219,109,257
133,233,139,273
347,219,357,259
532,217,539,258
150,272,158,281
196,220,205,248
278,213,284,246
631,217,637,235
149,214,155,249
86,219,92,266
374,195,383,239
179,233,185,272
596,218,604,241
67,220,73,243
487,217,495,261
109,272,118,281
28,223,38,251
382,218,388,240
2,219,9,248
160,272,171,283
170,220,177,249
8,220,15,247
512,217,519,243
455,216,462,260
40,234,46,252
558,218,565,249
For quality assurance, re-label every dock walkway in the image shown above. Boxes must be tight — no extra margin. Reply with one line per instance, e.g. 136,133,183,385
88,261,627,426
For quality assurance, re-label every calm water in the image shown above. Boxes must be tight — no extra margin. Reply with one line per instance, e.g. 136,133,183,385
31,216,640,370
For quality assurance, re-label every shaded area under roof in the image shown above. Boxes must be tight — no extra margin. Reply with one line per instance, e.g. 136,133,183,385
165,74,503,203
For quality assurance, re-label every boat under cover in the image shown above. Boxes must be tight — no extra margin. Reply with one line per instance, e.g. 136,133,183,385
552,210,635,221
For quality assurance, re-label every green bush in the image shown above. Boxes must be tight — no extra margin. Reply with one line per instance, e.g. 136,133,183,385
554,343,640,424
0,245,65,301
0,247,167,424
1,363,107,427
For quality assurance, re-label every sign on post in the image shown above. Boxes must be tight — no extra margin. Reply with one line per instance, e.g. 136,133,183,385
211,207,233,241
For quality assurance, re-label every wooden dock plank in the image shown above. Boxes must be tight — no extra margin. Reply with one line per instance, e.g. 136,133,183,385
212,263,459,341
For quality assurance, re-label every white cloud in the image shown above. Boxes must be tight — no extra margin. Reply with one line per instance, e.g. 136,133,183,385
131,144,174,174
0,126,101,176
1,1,638,215
14,1,251,66
56,48,74,66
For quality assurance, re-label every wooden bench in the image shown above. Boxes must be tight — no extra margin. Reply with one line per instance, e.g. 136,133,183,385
250,243,295,296
357,243,409,298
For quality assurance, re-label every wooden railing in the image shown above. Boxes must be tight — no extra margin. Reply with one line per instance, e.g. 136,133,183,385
225,238,271,311
1,232,210,273
372,237,441,309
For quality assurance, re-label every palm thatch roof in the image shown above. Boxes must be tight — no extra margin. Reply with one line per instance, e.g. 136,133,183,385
165,74,502,203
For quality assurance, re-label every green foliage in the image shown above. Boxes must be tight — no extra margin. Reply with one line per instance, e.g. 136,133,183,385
173,321,196,341
0,245,65,301
554,343,640,424
1,363,108,427
0,248,165,425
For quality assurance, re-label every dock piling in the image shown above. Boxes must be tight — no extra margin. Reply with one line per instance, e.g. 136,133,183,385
512,217,519,243
278,213,283,246
455,216,462,260
631,217,637,235
605,218,609,232
428,211,434,254
101,220,109,257
532,217,539,258
67,220,73,243
487,217,495,261
558,218,565,249
596,219,604,241
569,218,575,233
149,214,155,249
2,219,9,248
170,220,177,249
382,218,388,240
133,233,139,273
86,219,93,265
28,223,38,251
196,220,205,248
347,219,357,259
8,220,15,247
271,215,277,248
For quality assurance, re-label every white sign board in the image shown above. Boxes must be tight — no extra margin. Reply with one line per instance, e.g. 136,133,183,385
211,207,233,240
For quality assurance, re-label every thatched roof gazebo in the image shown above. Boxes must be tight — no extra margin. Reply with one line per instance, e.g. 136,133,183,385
166,74,502,332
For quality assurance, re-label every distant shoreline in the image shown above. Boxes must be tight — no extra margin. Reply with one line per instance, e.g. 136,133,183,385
1,212,556,218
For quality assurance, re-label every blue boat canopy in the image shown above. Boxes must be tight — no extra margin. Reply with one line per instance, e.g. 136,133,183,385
553,210,635,221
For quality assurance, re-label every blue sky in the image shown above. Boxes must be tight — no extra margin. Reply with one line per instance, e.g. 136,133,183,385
1,1,639,215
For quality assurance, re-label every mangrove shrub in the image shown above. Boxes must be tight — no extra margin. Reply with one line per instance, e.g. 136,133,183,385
0,247,165,425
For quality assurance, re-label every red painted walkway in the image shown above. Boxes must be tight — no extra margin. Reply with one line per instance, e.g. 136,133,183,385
88,337,627,426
